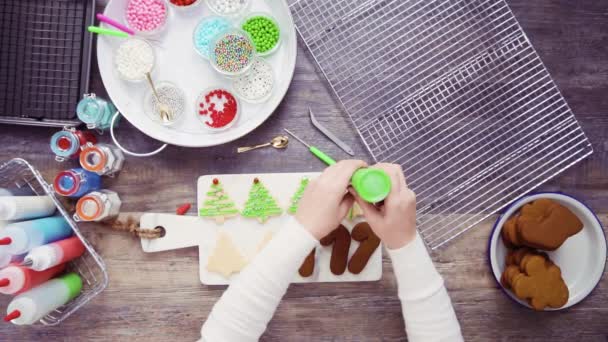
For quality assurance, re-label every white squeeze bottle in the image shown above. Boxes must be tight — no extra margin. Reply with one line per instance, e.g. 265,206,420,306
0,187,35,197
0,251,25,269
4,273,83,325
0,196,56,221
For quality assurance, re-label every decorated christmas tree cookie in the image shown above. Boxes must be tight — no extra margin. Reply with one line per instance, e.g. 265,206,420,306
207,232,248,278
241,178,282,223
288,177,309,214
199,178,239,224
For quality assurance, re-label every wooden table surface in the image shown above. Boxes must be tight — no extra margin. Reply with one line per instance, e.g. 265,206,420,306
1,0,607,340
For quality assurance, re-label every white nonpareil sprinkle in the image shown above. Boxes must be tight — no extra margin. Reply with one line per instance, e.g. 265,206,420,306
233,59,274,102
154,85,185,121
208,0,248,15
115,39,155,81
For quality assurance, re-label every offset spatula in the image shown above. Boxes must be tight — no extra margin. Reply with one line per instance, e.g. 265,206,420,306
309,108,355,156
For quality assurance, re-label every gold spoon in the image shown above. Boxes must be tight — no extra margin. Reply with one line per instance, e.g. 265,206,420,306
237,135,289,153
146,72,172,123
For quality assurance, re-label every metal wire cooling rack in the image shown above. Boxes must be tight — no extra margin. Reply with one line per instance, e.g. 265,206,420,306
0,0,95,126
290,0,593,249
0,159,108,325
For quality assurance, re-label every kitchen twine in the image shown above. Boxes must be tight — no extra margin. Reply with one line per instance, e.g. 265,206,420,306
110,111,167,157
63,200,164,239
108,216,165,239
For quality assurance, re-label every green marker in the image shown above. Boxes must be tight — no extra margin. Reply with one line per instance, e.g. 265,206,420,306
284,129,392,203
88,26,129,38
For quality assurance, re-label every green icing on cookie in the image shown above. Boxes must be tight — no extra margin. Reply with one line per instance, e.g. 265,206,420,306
242,178,282,223
199,180,239,223
288,177,309,214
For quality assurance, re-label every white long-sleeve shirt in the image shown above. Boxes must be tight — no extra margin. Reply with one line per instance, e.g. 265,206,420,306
200,217,462,341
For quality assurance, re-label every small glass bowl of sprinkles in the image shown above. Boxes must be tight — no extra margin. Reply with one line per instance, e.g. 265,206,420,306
195,87,240,131
125,0,168,36
232,58,275,103
114,38,156,82
241,13,281,57
193,16,232,59
143,82,186,126
166,0,202,11
209,29,255,77
206,0,250,17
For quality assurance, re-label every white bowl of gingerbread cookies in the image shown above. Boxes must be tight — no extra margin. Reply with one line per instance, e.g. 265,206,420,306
489,192,606,311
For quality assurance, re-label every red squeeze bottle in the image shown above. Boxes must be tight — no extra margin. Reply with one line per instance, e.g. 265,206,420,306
0,264,66,295
22,237,85,271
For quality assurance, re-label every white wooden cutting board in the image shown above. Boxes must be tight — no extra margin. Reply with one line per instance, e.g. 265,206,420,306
140,173,382,285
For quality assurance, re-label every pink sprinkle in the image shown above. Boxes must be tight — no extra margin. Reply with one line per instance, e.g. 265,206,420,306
126,0,166,33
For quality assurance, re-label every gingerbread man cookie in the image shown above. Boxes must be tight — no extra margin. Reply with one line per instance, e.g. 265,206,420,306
299,249,316,277
348,222,380,274
501,265,521,289
320,225,351,275
506,247,548,267
501,214,521,247
511,255,569,310
516,199,583,251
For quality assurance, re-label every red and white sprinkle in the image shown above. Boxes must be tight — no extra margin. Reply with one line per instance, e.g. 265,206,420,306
197,89,239,130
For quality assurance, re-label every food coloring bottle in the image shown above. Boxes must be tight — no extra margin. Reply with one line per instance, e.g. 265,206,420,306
53,168,102,198
76,93,118,131
79,143,125,176
50,127,97,162
74,190,122,222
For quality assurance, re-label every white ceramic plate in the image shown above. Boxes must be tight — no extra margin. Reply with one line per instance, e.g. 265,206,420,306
489,193,607,310
98,0,297,147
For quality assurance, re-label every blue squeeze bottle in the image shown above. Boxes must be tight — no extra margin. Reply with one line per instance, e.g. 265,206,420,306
0,217,73,255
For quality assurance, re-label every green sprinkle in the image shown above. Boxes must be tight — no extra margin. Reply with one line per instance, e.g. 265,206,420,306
242,15,280,54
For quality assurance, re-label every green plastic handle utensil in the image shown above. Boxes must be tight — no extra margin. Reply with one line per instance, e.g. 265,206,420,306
309,146,337,165
88,26,129,38
284,129,392,203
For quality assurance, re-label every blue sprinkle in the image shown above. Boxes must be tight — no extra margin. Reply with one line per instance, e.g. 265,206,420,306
193,17,232,59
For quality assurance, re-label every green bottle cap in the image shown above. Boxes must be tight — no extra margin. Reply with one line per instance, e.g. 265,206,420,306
351,168,392,203
60,273,83,301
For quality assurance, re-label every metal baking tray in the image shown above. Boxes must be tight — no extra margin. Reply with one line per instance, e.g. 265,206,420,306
0,0,95,127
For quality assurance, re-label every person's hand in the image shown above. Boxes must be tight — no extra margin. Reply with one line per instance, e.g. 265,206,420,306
351,163,417,250
295,160,367,240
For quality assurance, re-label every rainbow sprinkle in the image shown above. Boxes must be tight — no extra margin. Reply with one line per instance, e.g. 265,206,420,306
212,32,254,74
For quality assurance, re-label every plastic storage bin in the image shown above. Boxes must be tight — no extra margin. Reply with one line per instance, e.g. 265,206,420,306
0,159,108,325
